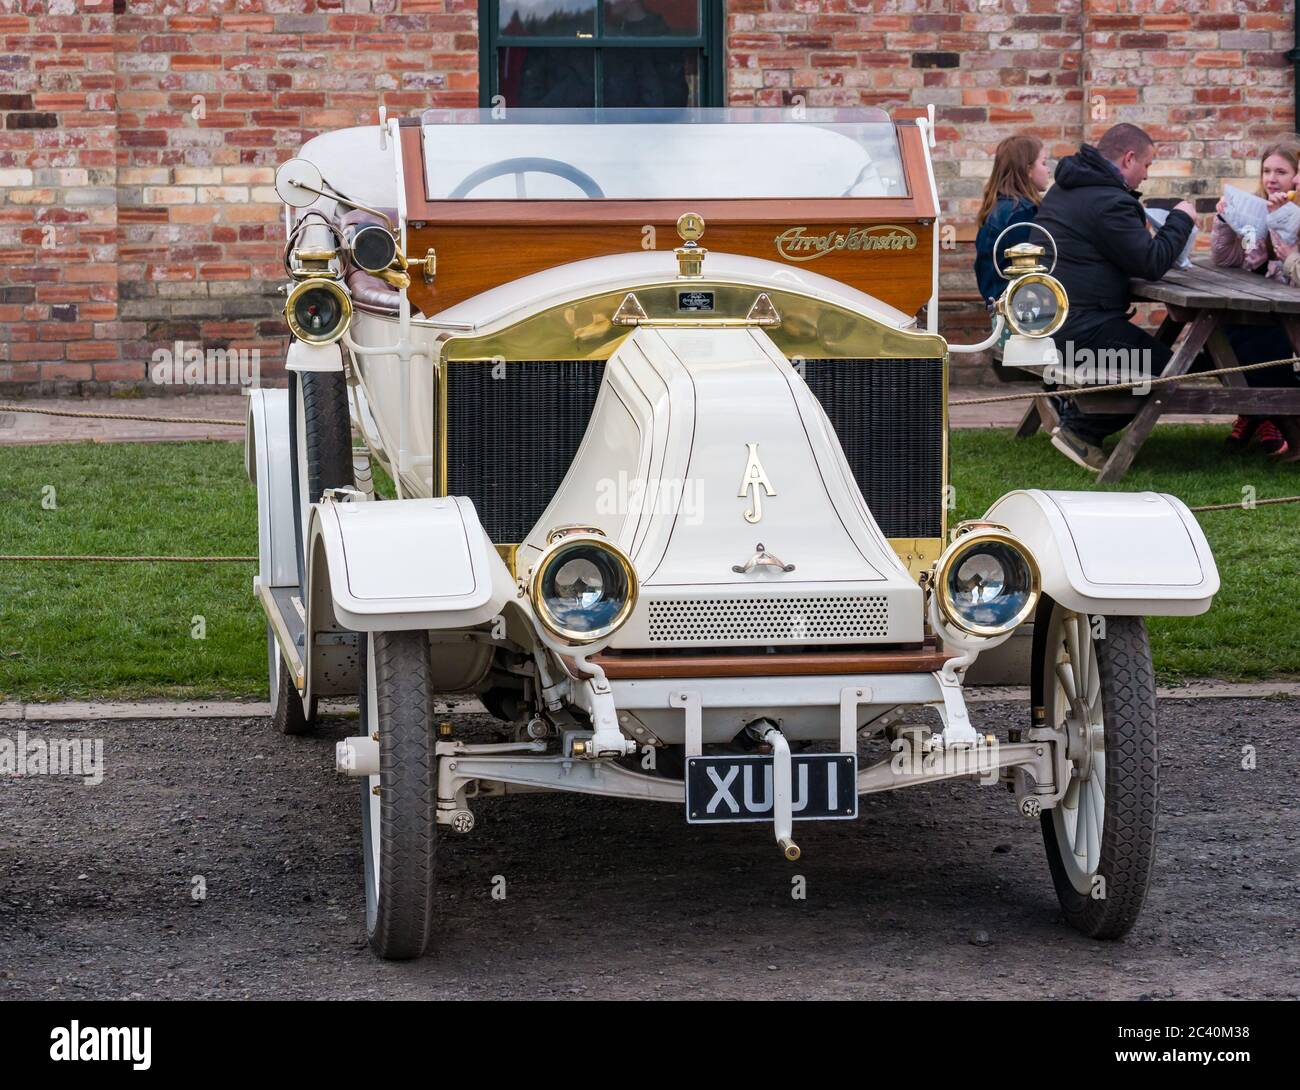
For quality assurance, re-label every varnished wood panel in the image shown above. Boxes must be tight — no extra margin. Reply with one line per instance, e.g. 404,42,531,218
405,220,933,316
590,643,947,680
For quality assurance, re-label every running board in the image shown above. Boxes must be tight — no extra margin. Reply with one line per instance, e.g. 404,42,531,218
257,579,307,693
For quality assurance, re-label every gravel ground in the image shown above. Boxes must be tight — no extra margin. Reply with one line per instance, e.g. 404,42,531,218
1,697,1296,1000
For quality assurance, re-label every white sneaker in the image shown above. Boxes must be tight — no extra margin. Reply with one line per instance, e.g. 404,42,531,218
1050,427,1105,472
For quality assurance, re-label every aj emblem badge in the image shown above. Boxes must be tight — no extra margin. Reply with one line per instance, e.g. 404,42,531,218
738,443,776,524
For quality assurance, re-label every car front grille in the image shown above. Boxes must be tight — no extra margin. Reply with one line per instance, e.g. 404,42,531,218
799,357,945,539
443,356,944,544
647,594,891,645
445,360,606,544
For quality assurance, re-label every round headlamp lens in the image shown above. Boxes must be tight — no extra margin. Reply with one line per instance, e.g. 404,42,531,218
293,286,341,335
1008,279,1060,336
285,279,352,344
942,538,1037,636
536,540,636,642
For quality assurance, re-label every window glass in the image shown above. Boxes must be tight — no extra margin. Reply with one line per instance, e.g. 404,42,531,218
421,108,906,201
603,1,700,37
602,49,696,108
499,0,596,37
499,48,596,108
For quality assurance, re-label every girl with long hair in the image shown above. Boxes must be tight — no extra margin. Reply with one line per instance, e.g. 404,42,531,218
974,134,1051,307
1211,138,1300,458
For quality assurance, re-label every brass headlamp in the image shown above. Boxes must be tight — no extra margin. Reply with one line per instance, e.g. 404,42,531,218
998,244,1068,338
528,531,638,646
284,278,353,345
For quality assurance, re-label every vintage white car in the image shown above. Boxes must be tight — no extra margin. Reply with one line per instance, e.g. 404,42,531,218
245,107,1219,959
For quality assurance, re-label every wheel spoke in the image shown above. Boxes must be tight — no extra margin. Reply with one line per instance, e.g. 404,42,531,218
1088,773,1104,861
1075,617,1093,702
1086,647,1102,716
1055,660,1078,704
1077,779,1092,863
1064,614,1085,700
1062,778,1080,846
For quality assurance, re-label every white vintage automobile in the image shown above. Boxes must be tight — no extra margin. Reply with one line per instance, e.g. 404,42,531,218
245,108,1219,959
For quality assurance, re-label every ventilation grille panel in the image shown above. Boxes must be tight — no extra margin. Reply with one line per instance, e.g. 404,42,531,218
647,595,890,644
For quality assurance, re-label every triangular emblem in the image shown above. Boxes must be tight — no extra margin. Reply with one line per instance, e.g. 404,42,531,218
611,292,648,326
746,292,781,326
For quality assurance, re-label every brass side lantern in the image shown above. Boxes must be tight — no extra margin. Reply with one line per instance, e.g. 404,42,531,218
998,242,1068,339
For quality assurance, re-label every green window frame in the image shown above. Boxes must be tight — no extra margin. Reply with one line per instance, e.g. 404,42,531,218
479,1,725,109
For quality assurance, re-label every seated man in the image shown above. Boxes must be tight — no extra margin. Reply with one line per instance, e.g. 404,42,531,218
1033,123,1197,470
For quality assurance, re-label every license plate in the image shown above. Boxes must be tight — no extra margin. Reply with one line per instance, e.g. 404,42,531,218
685,754,857,824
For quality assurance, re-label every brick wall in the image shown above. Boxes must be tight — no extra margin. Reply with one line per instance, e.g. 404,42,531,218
1,1,1295,395
0,0,117,390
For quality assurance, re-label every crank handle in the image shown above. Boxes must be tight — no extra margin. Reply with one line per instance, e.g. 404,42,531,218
732,543,795,575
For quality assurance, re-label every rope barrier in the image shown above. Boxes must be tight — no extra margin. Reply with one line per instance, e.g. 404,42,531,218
0,404,244,427
950,356,1300,407
5,356,1298,419
0,555,256,563
1186,495,1300,513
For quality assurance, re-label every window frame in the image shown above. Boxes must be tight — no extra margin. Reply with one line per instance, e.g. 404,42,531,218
478,0,725,109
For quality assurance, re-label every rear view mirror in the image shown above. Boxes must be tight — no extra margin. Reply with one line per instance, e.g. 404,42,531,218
275,158,325,208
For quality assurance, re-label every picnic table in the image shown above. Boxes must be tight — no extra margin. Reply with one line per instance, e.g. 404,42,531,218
1014,258,1300,482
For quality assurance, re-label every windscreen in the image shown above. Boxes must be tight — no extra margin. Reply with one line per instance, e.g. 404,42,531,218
419,107,907,201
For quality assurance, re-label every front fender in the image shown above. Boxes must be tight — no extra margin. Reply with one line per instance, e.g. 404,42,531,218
245,388,299,589
985,489,1218,617
286,339,344,373
308,495,513,632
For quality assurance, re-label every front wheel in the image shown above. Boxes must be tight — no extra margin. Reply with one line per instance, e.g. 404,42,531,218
1038,605,1158,939
268,623,314,735
289,368,353,599
359,630,438,960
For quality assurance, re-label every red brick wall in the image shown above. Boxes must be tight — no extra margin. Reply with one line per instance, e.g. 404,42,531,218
0,0,117,390
1,1,1295,394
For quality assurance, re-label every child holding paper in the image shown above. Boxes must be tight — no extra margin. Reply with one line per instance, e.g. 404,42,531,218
1211,140,1300,457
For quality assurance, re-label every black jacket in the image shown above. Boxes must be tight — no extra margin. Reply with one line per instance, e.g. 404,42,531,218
1033,144,1194,339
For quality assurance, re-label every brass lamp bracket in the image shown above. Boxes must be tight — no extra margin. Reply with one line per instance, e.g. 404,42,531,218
289,247,341,280
675,211,707,278
1001,242,1048,276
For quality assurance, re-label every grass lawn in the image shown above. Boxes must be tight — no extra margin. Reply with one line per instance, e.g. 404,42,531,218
0,427,1296,701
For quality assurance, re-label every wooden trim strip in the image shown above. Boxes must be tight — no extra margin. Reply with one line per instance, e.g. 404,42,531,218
400,123,428,211
405,196,930,226
591,644,948,680
897,124,938,221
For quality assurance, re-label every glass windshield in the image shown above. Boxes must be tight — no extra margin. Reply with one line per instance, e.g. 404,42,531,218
418,107,906,201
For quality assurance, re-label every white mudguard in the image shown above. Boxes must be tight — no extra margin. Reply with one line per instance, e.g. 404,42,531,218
245,388,299,589
985,489,1219,616
307,495,513,631
285,339,344,373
